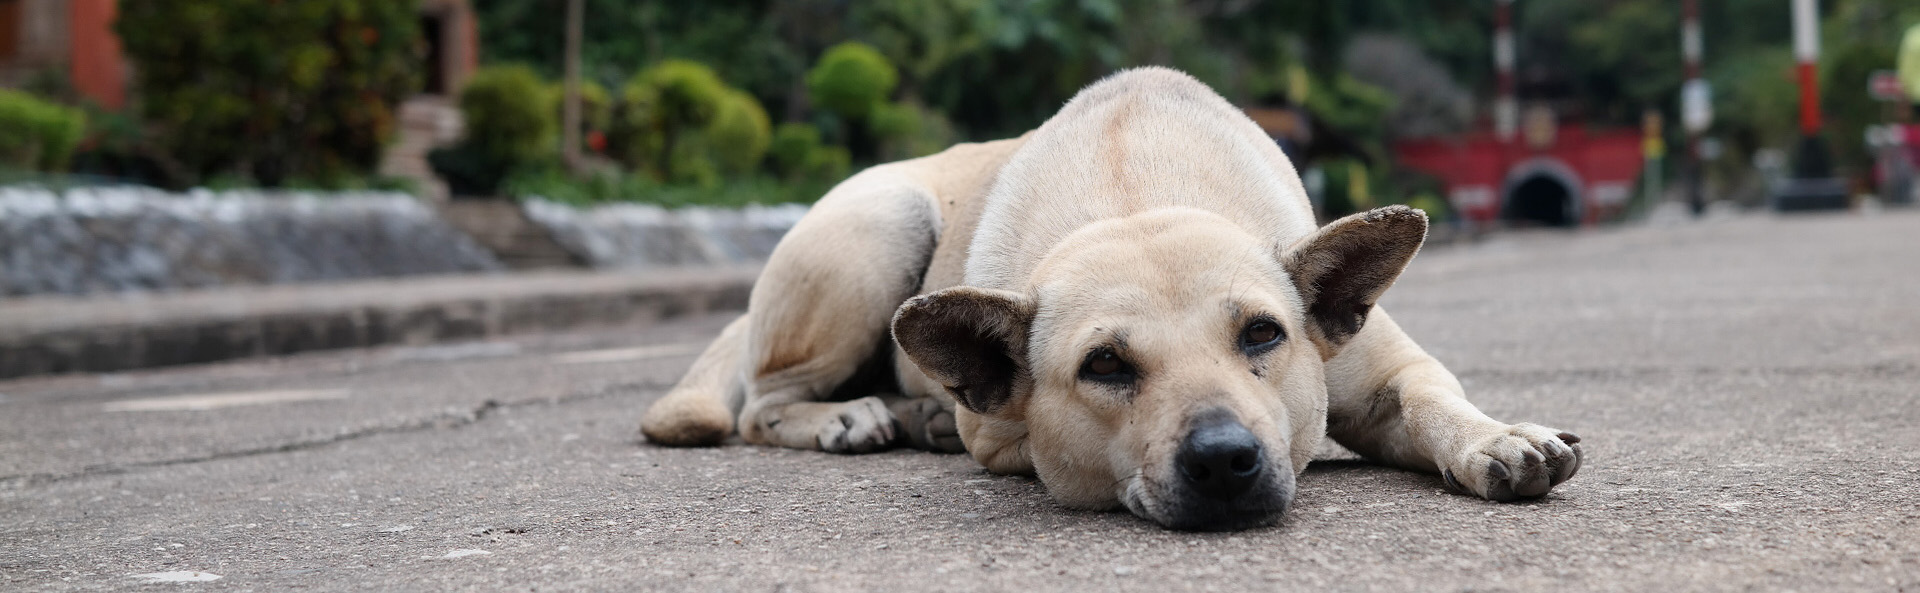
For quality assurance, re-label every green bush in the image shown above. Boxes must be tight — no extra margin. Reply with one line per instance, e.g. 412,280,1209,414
869,100,955,161
768,122,850,183
610,60,730,181
707,89,772,175
116,0,420,187
0,89,86,171
806,42,898,121
461,65,558,165
428,64,558,197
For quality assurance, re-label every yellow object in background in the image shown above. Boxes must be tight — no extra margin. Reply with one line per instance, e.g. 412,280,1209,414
1347,161,1372,210
1902,24,1920,103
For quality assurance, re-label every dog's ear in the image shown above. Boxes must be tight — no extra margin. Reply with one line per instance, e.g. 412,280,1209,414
892,286,1035,417
1280,205,1428,357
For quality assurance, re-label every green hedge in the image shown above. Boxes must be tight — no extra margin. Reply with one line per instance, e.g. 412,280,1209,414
0,90,86,171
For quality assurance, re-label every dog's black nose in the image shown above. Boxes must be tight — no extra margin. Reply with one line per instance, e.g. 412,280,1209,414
1176,409,1264,501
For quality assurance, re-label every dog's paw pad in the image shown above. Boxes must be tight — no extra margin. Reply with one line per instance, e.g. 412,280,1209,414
1446,423,1582,501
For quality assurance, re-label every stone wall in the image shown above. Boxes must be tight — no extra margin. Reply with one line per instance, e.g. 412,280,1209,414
523,198,806,269
0,186,502,297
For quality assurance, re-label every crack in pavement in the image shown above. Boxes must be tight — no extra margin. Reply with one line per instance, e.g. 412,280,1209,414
0,379,672,488
10,360,1904,487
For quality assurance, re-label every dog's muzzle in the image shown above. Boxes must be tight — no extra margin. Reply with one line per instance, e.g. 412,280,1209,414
1159,407,1294,531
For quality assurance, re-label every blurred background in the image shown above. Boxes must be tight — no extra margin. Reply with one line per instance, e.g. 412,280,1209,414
1,0,1918,374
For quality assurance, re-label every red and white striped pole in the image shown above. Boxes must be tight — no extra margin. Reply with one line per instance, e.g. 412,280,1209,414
1494,0,1518,143
1792,0,1822,136
1682,0,1703,83
1779,0,1845,209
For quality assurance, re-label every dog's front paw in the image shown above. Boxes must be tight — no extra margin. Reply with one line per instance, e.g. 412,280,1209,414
889,397,966,453
817,396,897,454
1442,423,1582,502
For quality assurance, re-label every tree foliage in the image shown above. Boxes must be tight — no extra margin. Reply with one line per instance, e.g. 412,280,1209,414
471,0,1920,196
116,0,420,187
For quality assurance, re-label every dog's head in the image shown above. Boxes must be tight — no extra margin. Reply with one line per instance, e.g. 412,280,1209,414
894,205,1425,531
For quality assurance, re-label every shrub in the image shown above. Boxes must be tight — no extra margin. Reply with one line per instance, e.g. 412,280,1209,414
429,64,558,197
707,89,772,176
460,65,558,165
769,122,850,183
610,60,729,181
869,100,955,161
0,89,86,171
116,0,420,187
806,42,898,121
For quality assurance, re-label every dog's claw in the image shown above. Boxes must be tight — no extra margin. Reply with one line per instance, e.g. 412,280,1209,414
1487,459,1511,481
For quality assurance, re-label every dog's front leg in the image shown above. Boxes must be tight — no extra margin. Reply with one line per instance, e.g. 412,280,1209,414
740,389,899,454
1324,310,1582,501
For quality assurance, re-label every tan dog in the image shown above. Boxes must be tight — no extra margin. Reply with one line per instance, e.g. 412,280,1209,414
640,67,1581,530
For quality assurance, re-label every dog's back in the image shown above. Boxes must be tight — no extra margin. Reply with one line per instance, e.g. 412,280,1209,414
965,67,1320,292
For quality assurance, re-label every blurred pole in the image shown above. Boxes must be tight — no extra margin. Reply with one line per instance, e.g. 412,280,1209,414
562,0,583,173
1790,0,1835,180
1643,110,1666,208
1792,0,1821,138
1682,0,1705,216
1493,0,1518,143
1771,0,1848,211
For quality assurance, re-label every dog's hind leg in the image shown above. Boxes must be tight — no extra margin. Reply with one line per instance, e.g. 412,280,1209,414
734,170,944,454
639,314,750,446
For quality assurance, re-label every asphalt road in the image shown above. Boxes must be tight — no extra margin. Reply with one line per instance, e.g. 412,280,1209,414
3,209,1918,592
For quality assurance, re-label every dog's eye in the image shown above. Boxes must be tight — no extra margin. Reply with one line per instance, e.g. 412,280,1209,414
1240,319,1284,353
1078,349,1135,383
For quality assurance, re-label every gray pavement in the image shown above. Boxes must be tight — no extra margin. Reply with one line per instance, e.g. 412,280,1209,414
3,210,1919,592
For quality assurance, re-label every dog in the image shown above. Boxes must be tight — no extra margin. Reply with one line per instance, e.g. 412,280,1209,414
640,67,1581,531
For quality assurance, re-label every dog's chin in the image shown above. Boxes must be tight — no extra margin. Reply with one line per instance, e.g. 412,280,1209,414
1121,471,1295,532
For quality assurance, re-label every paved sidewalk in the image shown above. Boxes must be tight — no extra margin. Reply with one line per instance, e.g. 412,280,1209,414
1,211,1918,592
0,266,759,378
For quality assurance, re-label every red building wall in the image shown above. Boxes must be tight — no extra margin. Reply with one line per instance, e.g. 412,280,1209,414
68,0,125,110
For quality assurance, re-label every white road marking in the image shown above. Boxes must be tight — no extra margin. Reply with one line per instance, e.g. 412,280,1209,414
442,549,492,559
387,342,521,362
550,343,706,365
102,389,350,412
130,571,222,582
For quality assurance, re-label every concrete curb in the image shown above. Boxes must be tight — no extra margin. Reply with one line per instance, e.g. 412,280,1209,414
0,266,759,379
